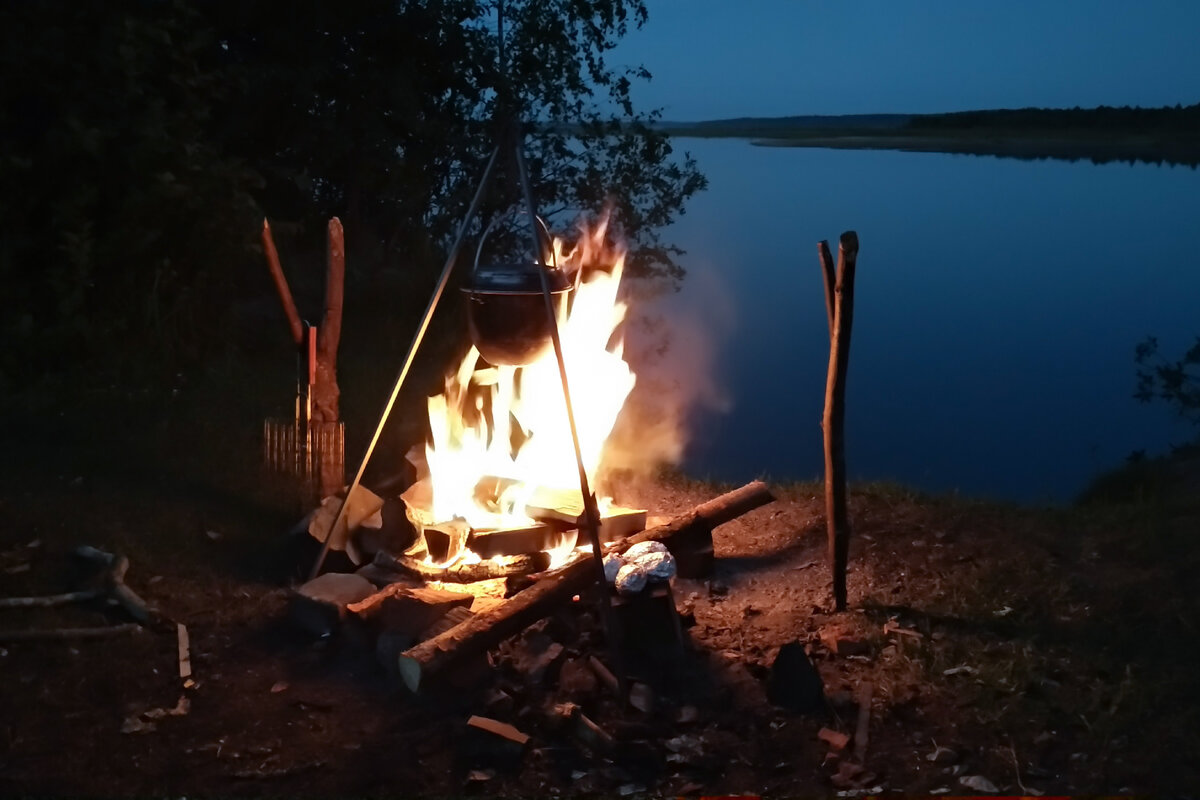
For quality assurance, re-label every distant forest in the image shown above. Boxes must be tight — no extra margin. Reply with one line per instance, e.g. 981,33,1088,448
909,102,1200,134
660,103,1200,167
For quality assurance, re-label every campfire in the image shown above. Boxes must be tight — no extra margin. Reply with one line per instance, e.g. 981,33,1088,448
287,211,777,700
402,215,646,579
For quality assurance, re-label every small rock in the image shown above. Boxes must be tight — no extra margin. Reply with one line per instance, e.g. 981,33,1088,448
557,658,598,697
628,682,654,713
959,774,999,793
675,705,699,724
270,681,288,694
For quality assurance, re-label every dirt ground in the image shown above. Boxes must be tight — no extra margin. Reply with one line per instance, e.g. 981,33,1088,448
2,381,1199,797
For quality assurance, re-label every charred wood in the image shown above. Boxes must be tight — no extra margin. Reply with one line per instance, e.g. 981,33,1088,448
373,550,551,583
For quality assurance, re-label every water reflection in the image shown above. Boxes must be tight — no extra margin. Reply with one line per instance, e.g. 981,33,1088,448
642,140,1199,503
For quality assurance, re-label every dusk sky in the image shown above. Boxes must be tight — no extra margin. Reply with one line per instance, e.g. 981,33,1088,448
608,1,1200,120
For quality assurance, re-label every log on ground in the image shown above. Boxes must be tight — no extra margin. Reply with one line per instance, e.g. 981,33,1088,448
396,480,775,693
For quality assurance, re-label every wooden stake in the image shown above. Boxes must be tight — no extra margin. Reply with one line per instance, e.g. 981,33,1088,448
261,219,304,347
818,239,836,336
821,231,858,611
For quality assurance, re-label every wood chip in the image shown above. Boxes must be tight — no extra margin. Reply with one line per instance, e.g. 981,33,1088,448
177,623,192,680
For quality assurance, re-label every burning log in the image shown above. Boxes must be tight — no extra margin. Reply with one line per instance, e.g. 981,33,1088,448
395,481,774,692
373,550,551,584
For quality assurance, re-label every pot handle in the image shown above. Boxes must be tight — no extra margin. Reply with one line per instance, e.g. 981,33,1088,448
472,208,557,275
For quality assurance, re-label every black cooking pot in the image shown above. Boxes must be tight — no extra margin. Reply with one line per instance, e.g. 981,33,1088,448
462,214,573,366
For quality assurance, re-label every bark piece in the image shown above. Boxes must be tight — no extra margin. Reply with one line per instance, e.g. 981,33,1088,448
466,715,530,748
177,623,192,680
396,482,774,692
302,486,385,565
819,727,850,752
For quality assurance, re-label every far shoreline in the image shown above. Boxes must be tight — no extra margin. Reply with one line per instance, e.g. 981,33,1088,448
655,104,1200,166
744,133,1200,166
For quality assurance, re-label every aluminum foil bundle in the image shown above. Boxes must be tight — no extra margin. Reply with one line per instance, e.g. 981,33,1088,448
623,540,668,560
631,548,677,582
602,552,624,583
614,562,649,595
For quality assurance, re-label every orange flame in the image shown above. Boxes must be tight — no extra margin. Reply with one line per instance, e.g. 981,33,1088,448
423,214,634,565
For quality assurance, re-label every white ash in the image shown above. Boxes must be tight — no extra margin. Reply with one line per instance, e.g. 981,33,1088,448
614,562,649,595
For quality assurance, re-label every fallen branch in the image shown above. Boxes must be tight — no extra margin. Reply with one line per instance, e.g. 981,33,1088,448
374,550,550,584
396,481,775,692
73,546,155,625
0,623,142,641
0,590,99,609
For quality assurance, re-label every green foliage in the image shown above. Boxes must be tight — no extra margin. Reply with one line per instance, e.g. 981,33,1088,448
0,0,705,387
1135,335,1200,426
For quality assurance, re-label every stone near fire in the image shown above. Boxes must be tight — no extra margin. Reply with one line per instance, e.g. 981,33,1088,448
288,572,377,637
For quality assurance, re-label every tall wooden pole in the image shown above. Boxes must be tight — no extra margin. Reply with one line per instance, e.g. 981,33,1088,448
820,231,858,611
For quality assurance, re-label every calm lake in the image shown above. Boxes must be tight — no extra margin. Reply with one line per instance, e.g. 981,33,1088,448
642,139,1199,504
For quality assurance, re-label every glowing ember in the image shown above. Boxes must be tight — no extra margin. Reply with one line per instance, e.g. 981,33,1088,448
422,214,634,568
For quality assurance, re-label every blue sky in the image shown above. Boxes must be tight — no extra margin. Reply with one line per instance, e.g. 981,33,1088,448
607,1,1200,119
